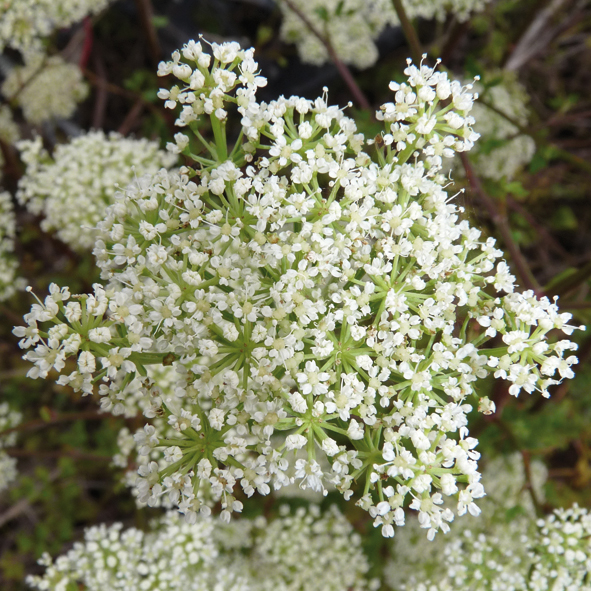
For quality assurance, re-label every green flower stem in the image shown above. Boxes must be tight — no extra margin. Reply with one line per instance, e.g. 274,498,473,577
159,455,192,479
159,438,198,447
189,122,218,160
377,479,385,503
459,315,470,341
307,429,316,461
224,455,246,471
321,422,349,437
373,425,383,448
228,127,245,160
311,423,328,442
89,368,108,384
129,352,176,366
189,153,217,167
363,471,373,496
210,114,228,161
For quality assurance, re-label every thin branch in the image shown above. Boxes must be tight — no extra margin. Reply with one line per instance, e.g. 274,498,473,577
0,498,31,529
82,67,170,124
134,0,161,65
460,153,540,293
92,51,109,129
5,449,112,462
520,449,544,516
560,301,591,310
0,139,22,185
504,0,571,71
391,0,423,64
80,17,94,68
0,410,109,438
479,98,591,175
546,109,591,126
118,98,144,135
548,258,591,298
0,468,60,528
478,97,528,133
0,56,48,106
440,19,471,65
506,196,573,263
280,0,371,111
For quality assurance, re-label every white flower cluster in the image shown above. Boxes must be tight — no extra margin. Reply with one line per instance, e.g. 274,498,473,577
389,500,591,591
0,191,25,301
280,0,398,69
27,505,375,591
15,40,582,539
279,0,492,68
0,402,21,493
17,131,177,250
469,73,536,180
412,504,591,591
2,54,88,125
386,453,547,587
402,0,492,22
0,0,113,57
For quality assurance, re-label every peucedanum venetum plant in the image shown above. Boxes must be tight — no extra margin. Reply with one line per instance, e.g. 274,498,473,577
14,39,583,539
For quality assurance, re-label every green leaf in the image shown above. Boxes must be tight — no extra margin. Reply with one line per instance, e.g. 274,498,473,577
39,406,52,422
314,6,329,20
529,150,547,174
504,181,528,198
551,206,578,231
151,15,169,29
257,25,274,46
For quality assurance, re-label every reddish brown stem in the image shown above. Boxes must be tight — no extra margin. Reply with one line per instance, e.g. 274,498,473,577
0,410,109,438
460,153,540,293
506,196,573,263
118,98,144,135
391,0,423,64
134,0,161,65
82,68,171,128
79,17,94,68
92,51,109,129
280,0,371,112
5,449,112,462
440,19,471,65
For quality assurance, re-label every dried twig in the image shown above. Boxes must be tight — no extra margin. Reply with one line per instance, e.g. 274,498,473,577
489,417,543,516
460,153,540,293
118,98,144,135
0,498,32,529
548,259,591,298
83,68,170,125
440,19,471,65
134,0,161,65
92,52,109,129
506,196,573,263
521,449,543,516
279,0,371,111
478,98,591,176
391,0,423,64
504,0,571,71
0,410,108,438
0,56,47,106
560,301,591,310
0,468,60,528
5,449,112,462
